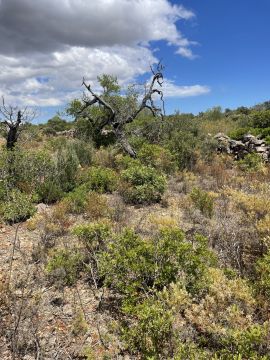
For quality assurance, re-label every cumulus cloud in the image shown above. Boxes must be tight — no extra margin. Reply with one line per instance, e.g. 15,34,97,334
0,0,194,55
163,79,210,98
0,0,209,110
0,45,156,107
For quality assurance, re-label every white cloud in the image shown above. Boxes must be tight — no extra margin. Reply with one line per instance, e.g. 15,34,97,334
163,79,210,97
0,45,157,107
176,47,198,60
0,0,208,110
0,0,195,56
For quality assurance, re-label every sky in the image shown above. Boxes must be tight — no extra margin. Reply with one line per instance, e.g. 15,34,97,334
0,0,269,122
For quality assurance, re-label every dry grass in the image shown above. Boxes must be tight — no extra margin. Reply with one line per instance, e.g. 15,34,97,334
1,156,270,359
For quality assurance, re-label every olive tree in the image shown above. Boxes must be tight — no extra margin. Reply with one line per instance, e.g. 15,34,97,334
0,97,36,149
72,63,165,157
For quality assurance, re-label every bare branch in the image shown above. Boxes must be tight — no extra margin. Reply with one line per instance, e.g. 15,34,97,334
82,79,115,118
76,63,165,157
0,97,36,149
125,63,165,123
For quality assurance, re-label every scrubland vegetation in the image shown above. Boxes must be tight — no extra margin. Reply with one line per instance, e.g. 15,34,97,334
1,86,270,359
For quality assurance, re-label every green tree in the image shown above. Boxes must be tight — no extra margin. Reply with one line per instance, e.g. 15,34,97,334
67,63,165,157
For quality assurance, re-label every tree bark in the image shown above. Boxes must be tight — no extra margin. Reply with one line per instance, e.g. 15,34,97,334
6,126,19,149
80,63,164,157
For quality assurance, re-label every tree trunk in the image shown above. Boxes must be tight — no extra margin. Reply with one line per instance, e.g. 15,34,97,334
6,126,18,150
114,126,137,158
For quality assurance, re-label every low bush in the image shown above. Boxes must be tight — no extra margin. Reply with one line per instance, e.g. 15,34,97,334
120,164,167,204
93,146,118,168
120,264,269,359
72,311,88,336
46,248,84,286
73,221,112,284
0,189,36,223
120,295,173,358
115,153,140,170
55,146,79,192
238,152,264,172
73,221,111,253
99,227,215,300
85,191,110,220
78,166,117,193
252,110,270,128
37,179,64,204
167,131,198,170
68,139,93,167
62,185,88,214
137,143,176,174
190,187,214,218
63,186,109,219
256,250,270,297
229,127,251,140
31,202,71,253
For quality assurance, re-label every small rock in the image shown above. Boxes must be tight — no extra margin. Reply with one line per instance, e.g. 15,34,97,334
36,203,49,213
255,146,268,153
63,304,73,317
51,297,64,307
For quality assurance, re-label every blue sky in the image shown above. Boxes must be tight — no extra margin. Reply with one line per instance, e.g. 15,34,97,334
163,0,270,114
0,0,269,122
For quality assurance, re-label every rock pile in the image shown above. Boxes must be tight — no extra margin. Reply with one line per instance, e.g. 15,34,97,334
214,133,270,161
55,129,75,137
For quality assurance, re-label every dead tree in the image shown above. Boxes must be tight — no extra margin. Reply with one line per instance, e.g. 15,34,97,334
79,63,165,157
0,97,35,150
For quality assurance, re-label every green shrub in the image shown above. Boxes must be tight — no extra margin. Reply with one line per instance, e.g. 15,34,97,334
252,110,270,128
98,227,215,358
219,323,270,359
73,221,111,285
137,143,176,174
73,221,111,253
260,127,270,138
0,148,56,195
265,135,270,145
72,311,88,336
0,179,8,202
238,153,264,172
99,227,215,300
46,248,83,286
256,251,270,297
120,164,166,204
229,127,250,140
174,342,210,360
44,115,72,134
190,187,214,218
168,131,198,170
84,191,110,220
63,185,88,214
69,139,93,167
121,296,173,358
79,166,117,193
0,189,36,224
115,154,140,170
55,147,79,192
37,180,64,204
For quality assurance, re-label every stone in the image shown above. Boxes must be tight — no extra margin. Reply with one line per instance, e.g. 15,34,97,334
36,203,49,213
255,146,268,153
242,134,256,143
214,132,230,140
214,133,270,162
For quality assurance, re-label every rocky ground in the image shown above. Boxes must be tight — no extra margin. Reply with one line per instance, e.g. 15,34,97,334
0,182,187,360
